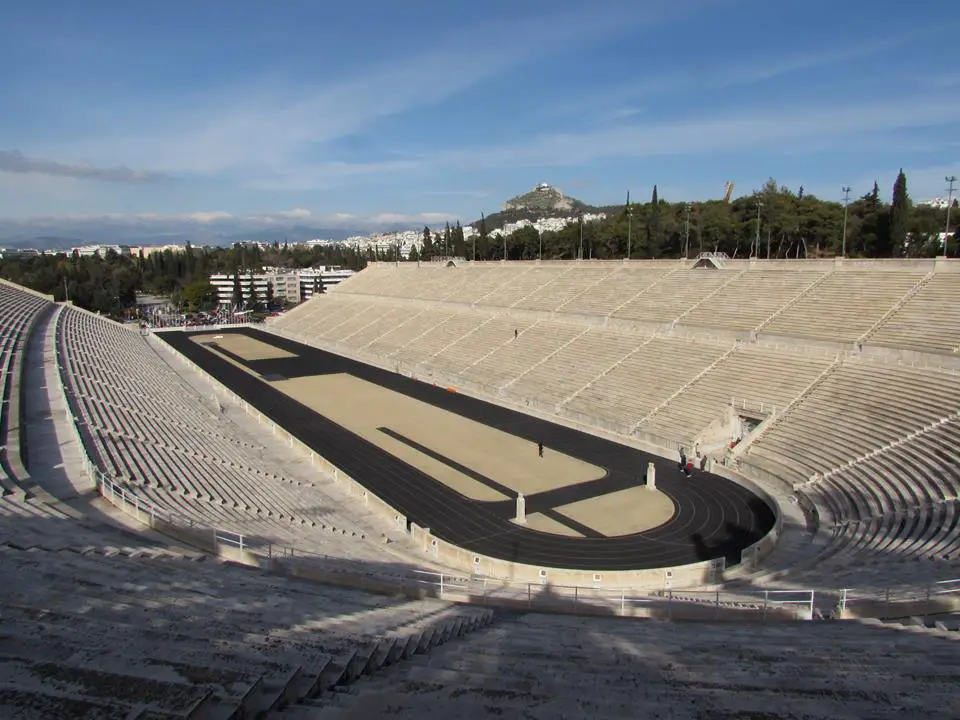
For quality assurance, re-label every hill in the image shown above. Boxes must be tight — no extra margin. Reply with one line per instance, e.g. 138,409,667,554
472,183,598,229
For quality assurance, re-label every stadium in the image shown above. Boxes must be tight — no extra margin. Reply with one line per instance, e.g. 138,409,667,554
1,255,959,718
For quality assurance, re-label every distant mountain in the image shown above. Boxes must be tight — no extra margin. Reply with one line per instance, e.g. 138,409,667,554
0,219,359,250
224,225,356,245
471,183,599,230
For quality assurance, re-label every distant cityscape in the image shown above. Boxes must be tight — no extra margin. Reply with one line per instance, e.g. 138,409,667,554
0,194,951,260
0,211,609,260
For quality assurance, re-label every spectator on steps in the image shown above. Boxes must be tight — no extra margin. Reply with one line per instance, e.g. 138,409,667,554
538,441,544,458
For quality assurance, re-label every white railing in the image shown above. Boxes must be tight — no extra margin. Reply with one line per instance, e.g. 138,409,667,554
98,472,188,528
90,462,960,622
837,579,960,619
150,322,258,334
730,397,778,416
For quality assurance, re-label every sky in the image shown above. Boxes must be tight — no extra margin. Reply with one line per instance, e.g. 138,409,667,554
1,0,958,233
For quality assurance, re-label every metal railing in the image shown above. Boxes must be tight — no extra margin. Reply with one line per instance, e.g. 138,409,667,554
87,471,960,621
730,397,778,416
837,579,960,619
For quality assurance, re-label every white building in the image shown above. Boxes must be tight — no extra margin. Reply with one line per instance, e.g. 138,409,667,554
128,244,187,258
69,244,131,257
0,247,41,259
209,266,356,306
298,266,355,298
489,213,607,237
209,271,300,307
918,197,957,209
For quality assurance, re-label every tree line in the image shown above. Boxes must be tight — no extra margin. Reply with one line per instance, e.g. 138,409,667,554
0,241,369,317
419,172,956,261
2,169,955,315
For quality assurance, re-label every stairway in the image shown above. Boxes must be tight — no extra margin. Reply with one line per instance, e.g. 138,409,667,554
269,607,496,717
857,271,935,346
733,354,844,459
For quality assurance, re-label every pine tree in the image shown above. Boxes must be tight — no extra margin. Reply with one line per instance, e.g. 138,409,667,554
889,168,910,256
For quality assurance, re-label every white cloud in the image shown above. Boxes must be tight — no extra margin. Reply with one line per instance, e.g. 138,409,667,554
35,0,713,181
0,149,171,183
180,211,233,223
0,208,459,231
544,29,931,126
264,207,311,220
366,212,457,226
244,160,426,191
429,94,960,170
421,190,491,199
701,31,930,90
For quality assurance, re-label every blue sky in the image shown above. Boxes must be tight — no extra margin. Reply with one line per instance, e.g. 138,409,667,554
1,0,958,231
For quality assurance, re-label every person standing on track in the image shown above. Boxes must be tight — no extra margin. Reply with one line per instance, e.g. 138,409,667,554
538,441,544,458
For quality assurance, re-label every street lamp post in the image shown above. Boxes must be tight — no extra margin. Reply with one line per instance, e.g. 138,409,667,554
841,186,851,258
683,203,692,259
538,230,542,261
627,203,633,260
945,176,957,258
754,201,763,258
503,229,507,261
578,211,584,260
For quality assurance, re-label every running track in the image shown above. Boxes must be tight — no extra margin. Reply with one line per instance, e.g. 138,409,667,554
160,328,775,571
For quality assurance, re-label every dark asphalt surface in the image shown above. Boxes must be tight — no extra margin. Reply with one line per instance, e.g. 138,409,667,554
160,328,774,571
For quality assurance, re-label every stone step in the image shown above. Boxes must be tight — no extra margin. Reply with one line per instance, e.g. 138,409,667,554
0,686,154,720
0,656,213,717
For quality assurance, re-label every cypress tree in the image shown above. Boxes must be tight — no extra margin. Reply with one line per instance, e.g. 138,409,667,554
889,169,909,256
422,226,433,259
231,272,242,310
647,185,662,257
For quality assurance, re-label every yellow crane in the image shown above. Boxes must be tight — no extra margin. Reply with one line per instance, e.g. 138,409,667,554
723,181,735,203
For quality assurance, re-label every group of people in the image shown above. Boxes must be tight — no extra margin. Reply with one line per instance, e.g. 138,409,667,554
678,446,708,477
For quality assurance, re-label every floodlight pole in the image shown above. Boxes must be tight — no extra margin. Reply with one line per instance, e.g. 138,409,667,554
841,186,851,258
578,212,584,260
753,201,763,258
945,176,957,258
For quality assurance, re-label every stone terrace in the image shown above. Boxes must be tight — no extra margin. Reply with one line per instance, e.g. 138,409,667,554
285,611,959,719
272,258,960,586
